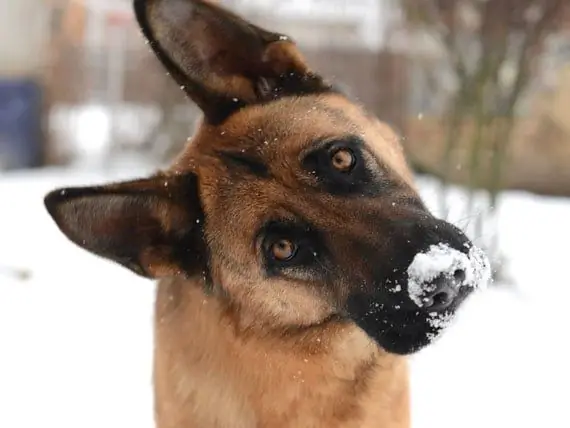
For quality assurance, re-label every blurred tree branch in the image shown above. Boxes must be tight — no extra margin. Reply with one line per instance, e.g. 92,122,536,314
401,0,565,266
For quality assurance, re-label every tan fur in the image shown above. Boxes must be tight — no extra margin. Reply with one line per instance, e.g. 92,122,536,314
154,278,409,428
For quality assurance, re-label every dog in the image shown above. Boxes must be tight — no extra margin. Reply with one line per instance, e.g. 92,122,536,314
44,1,490,426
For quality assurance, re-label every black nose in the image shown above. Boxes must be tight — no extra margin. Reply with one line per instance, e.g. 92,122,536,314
422,270,466,311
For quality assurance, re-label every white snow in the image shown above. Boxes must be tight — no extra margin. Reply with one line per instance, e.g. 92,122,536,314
425,311,456,344
407,243,491,307
426,311,454,330
0,166,569,428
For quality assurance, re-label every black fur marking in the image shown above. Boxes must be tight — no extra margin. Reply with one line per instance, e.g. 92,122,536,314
218,150,270,178
258,72,334,102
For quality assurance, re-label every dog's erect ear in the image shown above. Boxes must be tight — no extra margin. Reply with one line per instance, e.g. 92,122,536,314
134,0,331,123
44,173,206,279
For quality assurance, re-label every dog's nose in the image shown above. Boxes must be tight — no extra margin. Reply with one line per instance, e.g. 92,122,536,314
405,239,491,311
421,271,465,311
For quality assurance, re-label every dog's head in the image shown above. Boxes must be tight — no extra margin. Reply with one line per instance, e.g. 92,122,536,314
44,0,490,355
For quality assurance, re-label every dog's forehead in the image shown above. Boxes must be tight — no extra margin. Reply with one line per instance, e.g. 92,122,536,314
175,93,414,187
220,93,414,186
219,94,370,150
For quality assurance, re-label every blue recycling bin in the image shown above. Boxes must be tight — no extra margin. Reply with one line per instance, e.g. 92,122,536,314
0,79,43,170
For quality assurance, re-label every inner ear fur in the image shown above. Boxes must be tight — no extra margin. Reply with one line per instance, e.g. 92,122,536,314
134,0,331,123
44,173,206,279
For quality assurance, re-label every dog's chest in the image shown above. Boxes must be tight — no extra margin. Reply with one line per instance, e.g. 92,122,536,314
155,349,409,428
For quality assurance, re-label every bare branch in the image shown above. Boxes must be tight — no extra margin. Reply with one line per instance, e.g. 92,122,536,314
403,0,469,81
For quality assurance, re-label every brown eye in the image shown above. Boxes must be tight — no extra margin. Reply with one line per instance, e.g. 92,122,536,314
331,148,356,172
271,239,298,261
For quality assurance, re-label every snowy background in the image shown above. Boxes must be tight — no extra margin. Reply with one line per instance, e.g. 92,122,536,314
1,160,569,428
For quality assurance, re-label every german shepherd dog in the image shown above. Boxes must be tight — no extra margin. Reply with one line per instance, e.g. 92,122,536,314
44,1,490,426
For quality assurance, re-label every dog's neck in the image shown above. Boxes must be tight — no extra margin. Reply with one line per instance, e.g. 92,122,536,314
153,278,411,428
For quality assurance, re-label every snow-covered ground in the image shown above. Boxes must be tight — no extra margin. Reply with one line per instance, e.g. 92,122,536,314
0,163,569,428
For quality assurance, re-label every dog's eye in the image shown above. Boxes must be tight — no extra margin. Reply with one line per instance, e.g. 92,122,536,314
330,148,356,173
260,221,323,272
270,238,298,262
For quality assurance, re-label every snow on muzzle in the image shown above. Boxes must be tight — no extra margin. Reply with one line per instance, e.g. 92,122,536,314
406,242,492,310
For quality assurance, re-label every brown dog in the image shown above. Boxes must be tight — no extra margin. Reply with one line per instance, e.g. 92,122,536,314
44,1,490,427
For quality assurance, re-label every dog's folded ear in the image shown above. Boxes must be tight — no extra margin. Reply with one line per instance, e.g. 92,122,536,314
134,0,331,123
